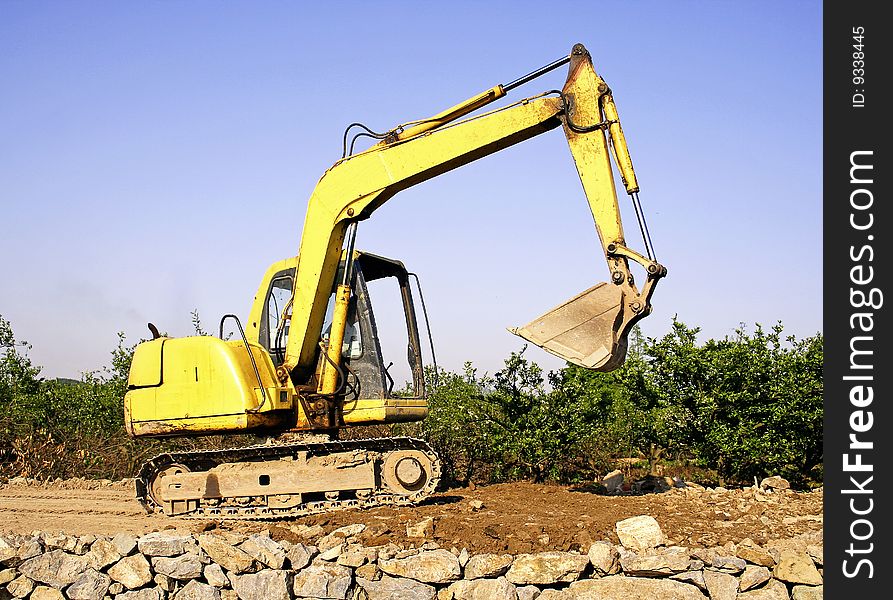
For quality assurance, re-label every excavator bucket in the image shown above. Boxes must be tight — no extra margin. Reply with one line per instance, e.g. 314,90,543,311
509,282,631,371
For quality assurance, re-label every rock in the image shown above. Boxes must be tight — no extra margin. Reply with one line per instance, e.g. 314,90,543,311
587,542,619,575
711,555,746,574
505,552,590,585
468,500,484,511
153,554,203,580
86,539,123,570
670,571,706,591
318,542,344,561
355,564,380,581
760,476,790,491
229,570,291,600
792,585,823,600
66,568,111,600
138,532,192,557
30,586,65,600
702,571,737,600
735,540,775,567
738,566,771,591
457,548,469,568
536,592,570,600
7,576,35,598
239,535,286,569
356,575,436,600
109,583,124,595
286,544,316,571
568,575,707,599
19,549,88,588
446,577,517,600
42,533,77,553
774,550,823,585
336,545,367,568
0,568,16,585
331,524,366,538
737,579,789,599
615,516,665,552
620,553,691,576
464,554,514,579
407,517,436,538
174,580,221,600
198,535,254,574
16,540,43,562
602,470,624,493
111,533,139,557
154,574,175,593
516,585,541,600
203,564,228,588
379,549,461,584
107,554,154,590
116,588,164,600
806,545,823,567
291,563,351,599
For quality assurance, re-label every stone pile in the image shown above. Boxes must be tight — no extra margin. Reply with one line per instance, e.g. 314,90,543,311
1,515,822,600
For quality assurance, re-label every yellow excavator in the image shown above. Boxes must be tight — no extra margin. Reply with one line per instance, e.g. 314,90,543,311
124,43,666,518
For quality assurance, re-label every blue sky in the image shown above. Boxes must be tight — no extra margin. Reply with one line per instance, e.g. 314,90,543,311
0,1,822,381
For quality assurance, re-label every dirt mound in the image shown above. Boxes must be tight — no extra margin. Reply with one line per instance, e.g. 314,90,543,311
0,478,821,554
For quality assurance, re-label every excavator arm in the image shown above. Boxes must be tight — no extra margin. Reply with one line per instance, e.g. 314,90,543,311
282,43,665,384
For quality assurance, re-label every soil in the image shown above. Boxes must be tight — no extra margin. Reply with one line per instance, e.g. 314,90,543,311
0,478,822,553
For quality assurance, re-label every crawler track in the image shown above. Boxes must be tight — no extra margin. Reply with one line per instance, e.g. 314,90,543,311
135,437,440,520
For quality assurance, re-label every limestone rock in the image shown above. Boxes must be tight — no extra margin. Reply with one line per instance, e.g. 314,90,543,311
238,535,286,569
7,576,35,598
111,534,139,557
0,568,16,586
760,476,790,491
19,550,88,588
318,542,344,561
30,586,65,600
291,563,351,599
464,554,513,579
615,516,665,552
286,544,316,571
152,554,203,580
602,470,624,493
738,566,771,592
735,540,775,568
407,517,436,538
355,563,380,581
86,539,123,570
703,570,737,600
587,542,619,575
536,591,570,600
154,574,175,593
516,585,541,600
138,532,192,557
670,570,706,591
379,549,461,584
356,575,436,600
198,536,254,574
66,568,111,600
229,570,291,600
774,550,823,585
792,585,823,600
447,577,517,600
116,588,164,600
806,545,823,567
107,554,154,590
711,555,746,574
109,583,124,595
737,578,789,599
336,545,367,568
620,553,691,576
16,540,42,562
505,552,590,585
568,575,707,599
203,564,228,588
174,580,221,600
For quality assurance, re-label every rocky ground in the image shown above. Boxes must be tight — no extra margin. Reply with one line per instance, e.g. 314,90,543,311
0,476,824,599
0,477,822,555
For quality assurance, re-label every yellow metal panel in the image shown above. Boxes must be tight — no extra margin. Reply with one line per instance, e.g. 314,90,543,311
127,339,164,388
342,397,428,425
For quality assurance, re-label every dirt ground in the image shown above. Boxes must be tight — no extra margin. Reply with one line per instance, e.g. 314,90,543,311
0,478,822,553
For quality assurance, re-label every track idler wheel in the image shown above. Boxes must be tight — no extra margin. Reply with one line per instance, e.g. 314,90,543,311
381,450,434,494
